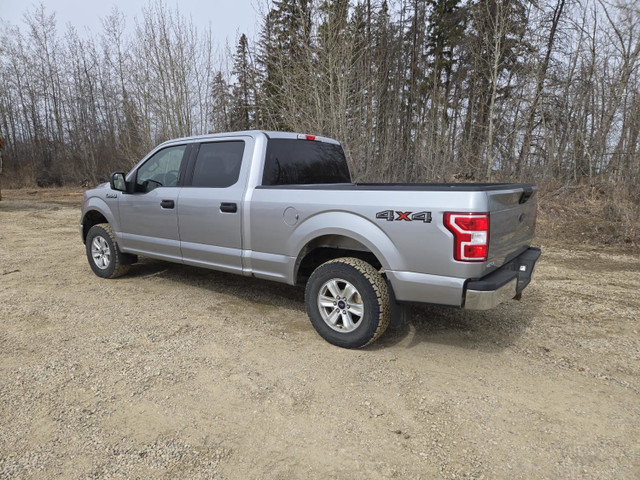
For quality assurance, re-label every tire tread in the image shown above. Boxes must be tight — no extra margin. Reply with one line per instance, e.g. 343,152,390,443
89,223,130,279
307,257,390,348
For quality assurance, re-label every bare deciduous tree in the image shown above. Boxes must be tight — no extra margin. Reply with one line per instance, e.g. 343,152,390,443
0,0,638,234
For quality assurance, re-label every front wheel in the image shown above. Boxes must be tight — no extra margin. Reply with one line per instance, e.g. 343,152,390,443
85,223,131,279
305,257,390,348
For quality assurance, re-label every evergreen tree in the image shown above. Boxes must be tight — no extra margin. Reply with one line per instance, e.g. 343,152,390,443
423,0,467,178
209,71,231,133
257,0,312,130
425,0,465,98
460,0,530,179
230,34,257,131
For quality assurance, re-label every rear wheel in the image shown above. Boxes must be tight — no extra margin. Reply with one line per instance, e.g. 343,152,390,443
305,257,390,348
85,223,131,279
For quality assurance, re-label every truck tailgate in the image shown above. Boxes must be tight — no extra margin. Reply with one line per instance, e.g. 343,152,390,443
487,186,537,267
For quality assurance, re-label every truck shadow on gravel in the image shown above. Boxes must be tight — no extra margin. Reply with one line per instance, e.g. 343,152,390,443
375,302,536,353
127,258,307,310
126,258,535,352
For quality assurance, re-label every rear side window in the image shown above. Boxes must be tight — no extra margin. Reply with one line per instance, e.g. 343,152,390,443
262,139,351,185
191,141,245,188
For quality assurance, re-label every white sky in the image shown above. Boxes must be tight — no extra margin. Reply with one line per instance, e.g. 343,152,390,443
0,0,260,48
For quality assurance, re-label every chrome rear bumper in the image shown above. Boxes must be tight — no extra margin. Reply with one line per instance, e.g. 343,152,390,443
464,247,541,310
465,277,518,310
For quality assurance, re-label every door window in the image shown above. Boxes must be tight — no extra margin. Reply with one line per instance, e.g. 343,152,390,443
191,141,245,188
136,145,187,192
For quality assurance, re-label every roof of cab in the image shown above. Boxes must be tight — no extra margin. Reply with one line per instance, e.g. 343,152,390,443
157,130,341,147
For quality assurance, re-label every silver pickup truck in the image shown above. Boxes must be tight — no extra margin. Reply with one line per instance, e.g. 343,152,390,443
80,131,540,348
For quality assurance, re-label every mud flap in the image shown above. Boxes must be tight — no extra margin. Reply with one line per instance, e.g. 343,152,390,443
387,278,409,329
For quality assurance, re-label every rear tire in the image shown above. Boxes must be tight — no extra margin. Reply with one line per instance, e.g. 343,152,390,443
305,257,390,348
85,223,131,279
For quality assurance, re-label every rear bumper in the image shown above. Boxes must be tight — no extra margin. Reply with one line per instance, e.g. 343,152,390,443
384,270,466,306
464,247,541,310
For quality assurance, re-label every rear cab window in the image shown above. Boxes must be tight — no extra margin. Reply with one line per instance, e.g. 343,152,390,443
262,139,351,186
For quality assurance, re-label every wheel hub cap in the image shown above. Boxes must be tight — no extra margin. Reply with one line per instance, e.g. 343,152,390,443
317,279,364,333
91,235,112,270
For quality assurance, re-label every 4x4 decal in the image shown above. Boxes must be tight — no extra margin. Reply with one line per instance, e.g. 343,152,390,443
376,210,432,223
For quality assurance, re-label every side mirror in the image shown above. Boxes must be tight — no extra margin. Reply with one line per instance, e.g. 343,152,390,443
110,172,127,192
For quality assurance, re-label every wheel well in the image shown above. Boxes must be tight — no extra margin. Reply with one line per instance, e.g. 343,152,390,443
295,235,383,285
82,210,108,243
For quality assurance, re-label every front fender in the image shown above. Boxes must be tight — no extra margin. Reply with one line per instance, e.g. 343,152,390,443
289,211,405,273
81,196,120,240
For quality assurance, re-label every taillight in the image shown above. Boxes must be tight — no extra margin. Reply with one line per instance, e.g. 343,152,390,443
443,212,490,262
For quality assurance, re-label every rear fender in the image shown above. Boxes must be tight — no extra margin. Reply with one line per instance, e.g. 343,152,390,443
289,211,403,279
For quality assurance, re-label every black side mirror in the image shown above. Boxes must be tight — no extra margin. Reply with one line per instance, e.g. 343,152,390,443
110,172,127,192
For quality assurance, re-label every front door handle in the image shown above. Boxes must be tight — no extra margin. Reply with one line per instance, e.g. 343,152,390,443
220,202,237,213
160,199,175,209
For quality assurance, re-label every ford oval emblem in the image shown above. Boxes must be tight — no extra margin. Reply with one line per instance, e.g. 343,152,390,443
519,213,525,223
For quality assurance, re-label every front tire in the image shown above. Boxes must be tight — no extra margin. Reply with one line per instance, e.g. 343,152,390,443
85,223,131,279
305,257,390,348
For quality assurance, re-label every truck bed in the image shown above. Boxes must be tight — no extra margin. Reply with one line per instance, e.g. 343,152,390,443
249,181,537,306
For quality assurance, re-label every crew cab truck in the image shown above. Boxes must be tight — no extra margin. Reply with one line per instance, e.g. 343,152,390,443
80,131,541,348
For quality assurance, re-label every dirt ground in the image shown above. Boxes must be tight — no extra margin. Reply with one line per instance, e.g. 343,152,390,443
1,188,639,479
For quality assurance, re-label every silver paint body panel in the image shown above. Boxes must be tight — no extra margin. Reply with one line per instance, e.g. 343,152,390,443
81,131,538,308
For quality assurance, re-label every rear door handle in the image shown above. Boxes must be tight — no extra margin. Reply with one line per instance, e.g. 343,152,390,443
220,202,237,213
160,199,175,209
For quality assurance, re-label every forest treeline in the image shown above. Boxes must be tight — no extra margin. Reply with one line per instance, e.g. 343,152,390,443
0,0,639,201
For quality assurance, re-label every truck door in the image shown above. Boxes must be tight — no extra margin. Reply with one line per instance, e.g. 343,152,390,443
118,144,190,261
178,137,253,274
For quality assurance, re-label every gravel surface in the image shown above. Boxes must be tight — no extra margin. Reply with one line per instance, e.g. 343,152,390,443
1,189,639,479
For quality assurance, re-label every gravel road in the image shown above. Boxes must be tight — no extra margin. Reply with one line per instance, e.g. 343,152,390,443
1,189,639,479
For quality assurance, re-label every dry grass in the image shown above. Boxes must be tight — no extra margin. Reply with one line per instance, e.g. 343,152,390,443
1,187,85,206
536,181,640,252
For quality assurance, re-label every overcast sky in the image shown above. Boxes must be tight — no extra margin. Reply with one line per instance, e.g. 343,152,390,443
0,0,259,47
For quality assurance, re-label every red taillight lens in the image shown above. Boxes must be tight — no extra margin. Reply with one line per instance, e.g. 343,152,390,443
444,213,490,262
452,215,489,232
